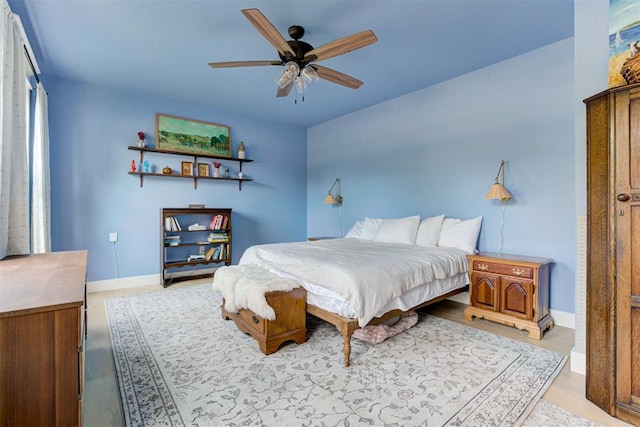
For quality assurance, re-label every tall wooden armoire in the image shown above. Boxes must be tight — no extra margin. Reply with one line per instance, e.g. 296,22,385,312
585,84,640,426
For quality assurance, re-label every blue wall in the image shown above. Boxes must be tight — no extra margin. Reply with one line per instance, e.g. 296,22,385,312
40,1,611,317
307,39,576,314
45,77,308,281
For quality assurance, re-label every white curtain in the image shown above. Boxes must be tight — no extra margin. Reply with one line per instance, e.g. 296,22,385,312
0,0,29,260
32,81,50,253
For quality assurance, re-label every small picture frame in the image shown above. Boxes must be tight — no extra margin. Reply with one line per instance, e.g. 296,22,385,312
197,163,210,177
181,161,194,176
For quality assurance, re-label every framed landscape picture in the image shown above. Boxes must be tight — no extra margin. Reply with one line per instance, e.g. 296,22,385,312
156,114,231,157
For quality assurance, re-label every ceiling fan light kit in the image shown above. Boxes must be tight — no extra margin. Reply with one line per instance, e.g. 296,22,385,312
208,8,377,98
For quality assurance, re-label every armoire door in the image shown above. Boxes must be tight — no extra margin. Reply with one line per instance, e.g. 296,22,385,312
615,87,640,415
586,84,640,426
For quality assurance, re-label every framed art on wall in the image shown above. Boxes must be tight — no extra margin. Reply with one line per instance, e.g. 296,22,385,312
197,163,210,177
156,113,231,157
608,0,640,88
181,161,194,176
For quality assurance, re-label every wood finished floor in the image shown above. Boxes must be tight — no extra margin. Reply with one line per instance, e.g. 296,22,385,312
83,279,631,427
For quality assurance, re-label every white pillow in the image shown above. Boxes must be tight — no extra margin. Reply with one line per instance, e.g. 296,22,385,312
359,217,383,240
345,220,364,238
415,214,445,247
374,216,421,245
437,216,483,254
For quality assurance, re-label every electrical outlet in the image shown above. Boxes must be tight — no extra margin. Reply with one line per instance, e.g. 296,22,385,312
109,232,118,243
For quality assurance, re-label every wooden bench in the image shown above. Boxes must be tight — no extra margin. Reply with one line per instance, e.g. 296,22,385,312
222,287,307,354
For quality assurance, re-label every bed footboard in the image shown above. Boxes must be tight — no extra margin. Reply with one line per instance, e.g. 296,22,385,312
306,303,359,367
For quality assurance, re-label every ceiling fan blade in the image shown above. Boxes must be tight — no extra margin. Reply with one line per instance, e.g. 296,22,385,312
312,65,363,89
208,60,281,68
304,30,377,62
276,80,294,97
241,8,295,58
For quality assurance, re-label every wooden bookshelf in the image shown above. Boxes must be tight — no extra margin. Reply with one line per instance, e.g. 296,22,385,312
161,207,232,287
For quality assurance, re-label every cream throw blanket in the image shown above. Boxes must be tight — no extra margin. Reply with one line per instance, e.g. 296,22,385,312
212,264,300,320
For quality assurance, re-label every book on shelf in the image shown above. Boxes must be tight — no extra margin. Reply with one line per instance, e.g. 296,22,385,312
173,217,182,231
164,216,182,231
205,246,215,260
209,214,228,230
221,243,228,259
207,231,228,243
212,245,221,260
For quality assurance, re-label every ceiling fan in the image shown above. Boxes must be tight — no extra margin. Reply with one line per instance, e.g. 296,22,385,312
208,8,378,98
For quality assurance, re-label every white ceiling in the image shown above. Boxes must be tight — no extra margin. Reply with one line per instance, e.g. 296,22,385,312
8,0,574,127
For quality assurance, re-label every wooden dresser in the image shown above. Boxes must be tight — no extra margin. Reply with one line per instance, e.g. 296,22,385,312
464,252,553,339
222,287,307,355
0,250,87,426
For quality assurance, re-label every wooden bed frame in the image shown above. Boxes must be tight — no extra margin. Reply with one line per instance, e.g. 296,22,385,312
306,286,467,367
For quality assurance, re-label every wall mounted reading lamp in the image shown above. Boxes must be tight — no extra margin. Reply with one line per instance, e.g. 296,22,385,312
323,178,343,205
323,178,343,237
485,160,512,202
485,160,512,254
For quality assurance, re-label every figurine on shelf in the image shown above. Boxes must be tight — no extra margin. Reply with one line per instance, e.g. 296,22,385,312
131,160,136,172
212,161,221,178
225,167,230,178
137,131,146,148
238,141,246,159
143,160,149,173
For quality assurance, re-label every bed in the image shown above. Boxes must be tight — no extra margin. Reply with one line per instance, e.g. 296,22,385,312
238,214,479,366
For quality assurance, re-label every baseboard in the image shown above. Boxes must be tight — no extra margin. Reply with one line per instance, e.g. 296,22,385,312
571,348,586,375
447,292,575,330
87,268,218,293
447,291,470,305
549,308,574,329
87,274,161,293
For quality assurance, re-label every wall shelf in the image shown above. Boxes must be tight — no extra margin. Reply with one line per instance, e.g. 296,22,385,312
128,146,253,190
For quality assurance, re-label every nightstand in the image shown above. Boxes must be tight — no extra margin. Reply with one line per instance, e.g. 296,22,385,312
463,252,553,339
222,287,307,354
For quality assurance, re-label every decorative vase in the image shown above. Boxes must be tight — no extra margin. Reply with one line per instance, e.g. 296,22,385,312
214,167,220,178
238,141,245,159
162,166,172,175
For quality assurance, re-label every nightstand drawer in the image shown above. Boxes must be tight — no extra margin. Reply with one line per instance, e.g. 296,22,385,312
472,261,533,279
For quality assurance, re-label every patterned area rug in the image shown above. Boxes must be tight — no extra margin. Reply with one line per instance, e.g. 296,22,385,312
106,283,569,426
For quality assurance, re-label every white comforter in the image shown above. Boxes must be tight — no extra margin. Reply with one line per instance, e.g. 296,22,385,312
239,238,469,326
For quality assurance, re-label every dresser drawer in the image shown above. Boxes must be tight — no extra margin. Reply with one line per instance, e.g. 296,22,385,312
472,261,533,279
237,309,266,334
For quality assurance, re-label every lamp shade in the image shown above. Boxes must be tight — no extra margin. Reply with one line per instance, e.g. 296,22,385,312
485,160,512,201
323,193,338,204
485,182,512,201
323,178,343,204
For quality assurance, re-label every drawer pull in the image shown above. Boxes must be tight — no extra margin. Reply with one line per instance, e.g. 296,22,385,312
252,316,259,324
512,268,526,276
477,263,489,271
